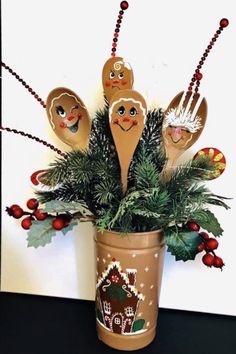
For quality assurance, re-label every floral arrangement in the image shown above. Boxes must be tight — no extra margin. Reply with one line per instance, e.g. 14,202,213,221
3,2,230,271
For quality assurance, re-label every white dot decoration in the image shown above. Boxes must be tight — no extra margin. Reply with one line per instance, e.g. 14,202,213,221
132,254,136,258
102,258,106,264
154,253,158,258
137,312,143,317
150,285,154,289
145,267,149,272
140,283,145,288
107,253,111,258
149,300,153,306
97,257,99,262
146,322,150,327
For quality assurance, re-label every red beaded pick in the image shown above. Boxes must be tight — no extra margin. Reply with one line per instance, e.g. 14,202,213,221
110,2,129,57
187,18,229,94
1,62,46,108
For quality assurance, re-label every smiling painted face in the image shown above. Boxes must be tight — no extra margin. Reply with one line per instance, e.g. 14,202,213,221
102,56,134,103
164,124,193,148
46,88,91,150
109,89,147,192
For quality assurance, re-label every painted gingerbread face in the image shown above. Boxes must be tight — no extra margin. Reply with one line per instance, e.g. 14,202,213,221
102,56,134,103
162,91,207,150
46,88,90,150
110,96,146,133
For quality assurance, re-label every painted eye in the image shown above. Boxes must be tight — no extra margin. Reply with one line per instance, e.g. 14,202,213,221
117,106,125,116
118,72,124,80
56,106,66,118
130,107,138,117
109,71,115,79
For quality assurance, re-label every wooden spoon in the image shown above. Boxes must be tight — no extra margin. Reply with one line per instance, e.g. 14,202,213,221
161,90,207,180
46,87,91,150
109,89,147,193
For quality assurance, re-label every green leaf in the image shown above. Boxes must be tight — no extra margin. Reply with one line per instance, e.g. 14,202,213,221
61,220,78,235
132,319,145,332
190,209,223,236
27,218,56,248
42,201,88,214
96,308,104,324
166,229,201,261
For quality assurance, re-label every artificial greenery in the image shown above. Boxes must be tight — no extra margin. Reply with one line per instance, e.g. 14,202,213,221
31,107,229,261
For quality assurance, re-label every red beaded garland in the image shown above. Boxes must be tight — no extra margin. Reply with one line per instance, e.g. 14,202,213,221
110,1,129,57
187,18,229,93
0,126,66,157
1,62,46,108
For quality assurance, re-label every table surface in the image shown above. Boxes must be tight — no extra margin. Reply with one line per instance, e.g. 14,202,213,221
0,292,235,354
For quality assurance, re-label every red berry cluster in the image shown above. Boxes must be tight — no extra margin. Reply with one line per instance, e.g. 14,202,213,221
186,222,224,270
6,198,72,231
6,199,48,230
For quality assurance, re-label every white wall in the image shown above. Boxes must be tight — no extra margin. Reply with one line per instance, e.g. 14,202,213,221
1,0,236,315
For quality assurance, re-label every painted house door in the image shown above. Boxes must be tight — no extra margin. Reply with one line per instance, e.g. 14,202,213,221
112,314,123,334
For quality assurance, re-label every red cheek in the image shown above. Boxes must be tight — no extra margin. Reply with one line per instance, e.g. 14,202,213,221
113,118,119,124
168,132,171,136
105,80,111,87
60,121,66,128
121,80,128,86
132,120,138,126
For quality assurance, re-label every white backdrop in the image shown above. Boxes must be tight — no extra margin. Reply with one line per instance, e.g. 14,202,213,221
1,0,236,316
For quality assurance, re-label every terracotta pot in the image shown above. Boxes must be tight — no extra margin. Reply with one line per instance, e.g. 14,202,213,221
95,228,165,351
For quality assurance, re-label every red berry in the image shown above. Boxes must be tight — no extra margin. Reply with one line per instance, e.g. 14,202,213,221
199,231,209,240
21,217,32,230
11,207,24,219
10,204,21,211
52,218,65,230
198,242,205,252
187,221,200,232
26,198,39,210
34,209,48,221
205,238,219,251
220,18,229,28
120,1,129,10
213,256,224,269
202,253,214,267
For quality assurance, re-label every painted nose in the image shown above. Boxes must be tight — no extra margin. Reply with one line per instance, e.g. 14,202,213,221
173,127,182,140
123,117,130,122
113,80,120,84
68,115,75,121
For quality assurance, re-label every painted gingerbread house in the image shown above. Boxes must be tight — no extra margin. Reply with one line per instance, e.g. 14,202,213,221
96,258,144,334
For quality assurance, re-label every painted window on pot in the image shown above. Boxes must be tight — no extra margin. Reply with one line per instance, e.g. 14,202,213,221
125,306,134,317
103,301,111,315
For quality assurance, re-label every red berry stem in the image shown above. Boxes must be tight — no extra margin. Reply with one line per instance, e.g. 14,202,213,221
1,62,46,108
111,1,129,57
0,126,67,158
187,18,229,94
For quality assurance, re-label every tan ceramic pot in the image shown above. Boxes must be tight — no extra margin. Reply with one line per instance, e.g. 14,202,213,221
95,229,165,351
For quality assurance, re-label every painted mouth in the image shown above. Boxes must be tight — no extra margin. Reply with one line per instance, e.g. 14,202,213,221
111,85,120,90
67,119,79,133
114,122,134,132
170,135,182,144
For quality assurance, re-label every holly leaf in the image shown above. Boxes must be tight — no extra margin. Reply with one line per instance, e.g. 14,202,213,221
166,229,201,262
61,220,78,235
190,209,223,236
42,200,89,214
27,218,56,248
132,319,145,332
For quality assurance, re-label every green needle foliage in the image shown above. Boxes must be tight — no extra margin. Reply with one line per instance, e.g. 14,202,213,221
35,107,230,260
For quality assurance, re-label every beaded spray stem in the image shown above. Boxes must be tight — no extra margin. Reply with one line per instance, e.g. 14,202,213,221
161,18,229,181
